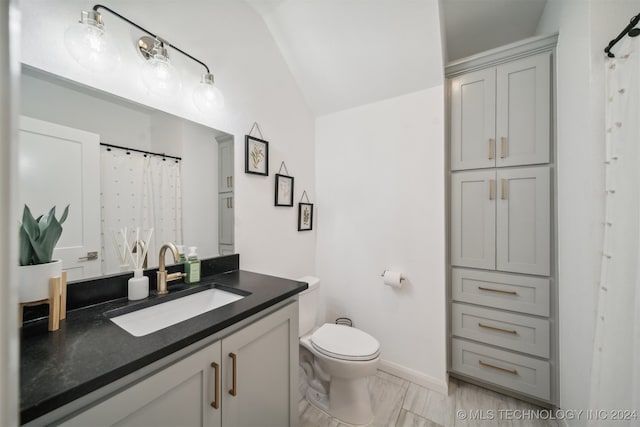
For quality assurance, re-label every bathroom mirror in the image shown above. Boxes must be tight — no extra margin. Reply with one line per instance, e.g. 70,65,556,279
19,65,234,281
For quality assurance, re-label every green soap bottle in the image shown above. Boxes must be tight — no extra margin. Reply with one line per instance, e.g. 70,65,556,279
185,246,201,284
177,245,187,264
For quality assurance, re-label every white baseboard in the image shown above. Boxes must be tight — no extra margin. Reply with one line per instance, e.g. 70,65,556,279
379,359,449,395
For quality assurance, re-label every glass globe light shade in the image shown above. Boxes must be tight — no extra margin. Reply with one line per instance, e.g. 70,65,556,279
193,73,225,114
64,11,119,73
140,45,181,98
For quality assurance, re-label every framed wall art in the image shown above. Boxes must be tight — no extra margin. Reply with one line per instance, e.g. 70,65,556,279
298,203,313,231
275,174,294,206
245,135,269,176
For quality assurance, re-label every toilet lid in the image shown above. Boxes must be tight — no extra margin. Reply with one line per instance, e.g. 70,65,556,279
310,324,380,361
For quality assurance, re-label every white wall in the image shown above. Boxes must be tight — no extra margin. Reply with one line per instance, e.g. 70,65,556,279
536,0,640,420
19,0,316,279
316,86,447,391
0,1,19,425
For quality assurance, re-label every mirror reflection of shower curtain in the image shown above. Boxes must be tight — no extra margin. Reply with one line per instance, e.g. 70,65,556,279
591,35,640,423
100,148,183,274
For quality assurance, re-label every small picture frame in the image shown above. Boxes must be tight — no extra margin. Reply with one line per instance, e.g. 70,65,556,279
245,135,269,176
275,174,294,206
298,203,314,231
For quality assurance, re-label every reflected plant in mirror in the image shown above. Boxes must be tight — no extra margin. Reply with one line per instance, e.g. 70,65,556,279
19,66,235,281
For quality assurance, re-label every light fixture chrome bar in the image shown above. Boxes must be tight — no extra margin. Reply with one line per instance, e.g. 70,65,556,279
92,4,211,74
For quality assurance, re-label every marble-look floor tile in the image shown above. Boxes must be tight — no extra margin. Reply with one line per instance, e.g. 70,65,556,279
397,409,444,427
454,381,515,426
368,372,410,426
402,381,456,426
299,398,347,427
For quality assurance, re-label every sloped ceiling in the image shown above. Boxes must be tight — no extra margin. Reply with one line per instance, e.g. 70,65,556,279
442,0,548,61
248,0,445,116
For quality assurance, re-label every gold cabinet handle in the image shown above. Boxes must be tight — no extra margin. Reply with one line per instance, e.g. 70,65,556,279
211,362,220,409
229,197,233,209
78,251,98,261
479,360,518,376
500,137,507,158
488,138,495,160
478,323,518,335
228,352,237,396
489,179,495,201
478,286,517,296
501,178,507,200
230,176,233,188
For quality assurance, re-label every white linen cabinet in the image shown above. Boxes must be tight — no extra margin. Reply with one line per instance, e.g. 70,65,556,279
447,34,558,405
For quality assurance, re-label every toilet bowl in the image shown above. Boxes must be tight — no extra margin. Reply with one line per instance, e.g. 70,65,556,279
297,276,381,426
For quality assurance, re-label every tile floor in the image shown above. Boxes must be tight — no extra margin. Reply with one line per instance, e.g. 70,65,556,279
298,370,559,427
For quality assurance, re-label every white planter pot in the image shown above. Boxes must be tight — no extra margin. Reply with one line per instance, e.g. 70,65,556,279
18,260,63,303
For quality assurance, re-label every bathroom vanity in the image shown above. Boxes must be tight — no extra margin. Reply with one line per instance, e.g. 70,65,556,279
20,255,306,427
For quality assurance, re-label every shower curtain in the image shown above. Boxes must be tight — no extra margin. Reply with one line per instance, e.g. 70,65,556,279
100,147,183,274
591,35,640,422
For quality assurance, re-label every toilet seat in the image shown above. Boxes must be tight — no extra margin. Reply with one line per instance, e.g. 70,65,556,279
310,323,380,361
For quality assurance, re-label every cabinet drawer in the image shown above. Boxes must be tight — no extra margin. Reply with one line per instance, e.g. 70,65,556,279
452,268,549,316
451,338,550,401
452,303,549,357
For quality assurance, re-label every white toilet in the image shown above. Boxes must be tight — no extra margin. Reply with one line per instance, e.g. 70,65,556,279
297,276,381,425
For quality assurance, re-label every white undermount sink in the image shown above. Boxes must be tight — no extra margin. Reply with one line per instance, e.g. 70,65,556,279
110,288,245,337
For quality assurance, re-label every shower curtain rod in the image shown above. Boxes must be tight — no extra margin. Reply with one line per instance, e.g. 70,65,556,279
604,11,640,58
100,142,182,162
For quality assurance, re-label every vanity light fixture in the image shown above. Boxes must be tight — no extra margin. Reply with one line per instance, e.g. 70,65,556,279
65,4,224,112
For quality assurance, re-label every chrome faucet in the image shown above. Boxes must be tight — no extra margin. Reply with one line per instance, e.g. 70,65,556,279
156,242,186,295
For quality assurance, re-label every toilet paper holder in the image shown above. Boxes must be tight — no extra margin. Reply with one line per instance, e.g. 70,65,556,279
380,270,405,282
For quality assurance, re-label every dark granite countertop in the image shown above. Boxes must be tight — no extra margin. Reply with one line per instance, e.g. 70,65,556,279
20,269,307,424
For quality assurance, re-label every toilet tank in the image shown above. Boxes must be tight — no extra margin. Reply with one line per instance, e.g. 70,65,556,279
297,276,320,337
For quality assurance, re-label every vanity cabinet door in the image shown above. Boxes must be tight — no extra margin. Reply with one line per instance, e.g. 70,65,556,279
450,68,496,171
451,170,496,270
61,341,222,427
221,302,298,427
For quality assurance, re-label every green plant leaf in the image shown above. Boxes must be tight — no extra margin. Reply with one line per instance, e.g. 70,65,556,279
19,226,34,266
29,215,62,264
59,205,70,225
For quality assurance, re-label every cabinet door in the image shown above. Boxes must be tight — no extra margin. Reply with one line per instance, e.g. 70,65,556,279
218,138,234,193
451,171,496,270
451,68,496,171
496,53,550,167
496,167,550,275
62,341,222,427
218,193,234,246
222,302,298,427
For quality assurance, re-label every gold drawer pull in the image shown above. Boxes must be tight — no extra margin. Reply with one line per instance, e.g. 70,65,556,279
478,323,518,335
500,136,507,158
478,286,517,296
479,360,518,376
488,138,495,160
229,352,237,396
489,179,495,200
211,362,220,409
501,178,507,200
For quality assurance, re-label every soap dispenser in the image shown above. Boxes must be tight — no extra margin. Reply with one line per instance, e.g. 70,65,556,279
185,246,201,284
176,245,187,263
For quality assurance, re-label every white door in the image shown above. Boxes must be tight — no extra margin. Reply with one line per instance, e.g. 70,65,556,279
496,166,550,275
222,303,298,427
451,170,496,270
19,116,101,281
496,53,550,167
450,68,496,171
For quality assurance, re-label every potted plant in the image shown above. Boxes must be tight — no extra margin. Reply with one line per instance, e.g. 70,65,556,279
18,205,69,303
